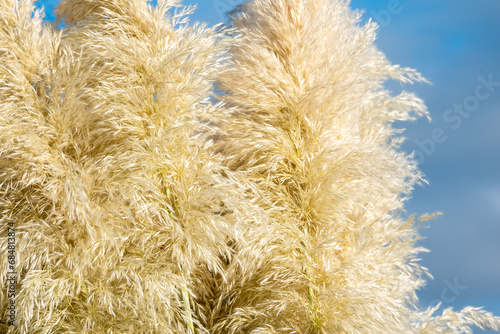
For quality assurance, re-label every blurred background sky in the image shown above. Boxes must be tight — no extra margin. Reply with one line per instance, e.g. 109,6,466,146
37,0,499,331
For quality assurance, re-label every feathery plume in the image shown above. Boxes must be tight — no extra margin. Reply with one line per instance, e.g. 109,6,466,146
1,0,257,332
213,0,500,333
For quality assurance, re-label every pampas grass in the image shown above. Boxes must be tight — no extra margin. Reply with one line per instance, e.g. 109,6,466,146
210,1,500,332
0,0,499,333
1,0,258,332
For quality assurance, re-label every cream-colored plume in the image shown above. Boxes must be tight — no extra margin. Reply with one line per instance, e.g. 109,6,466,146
0,0,258,332
212,0,500,333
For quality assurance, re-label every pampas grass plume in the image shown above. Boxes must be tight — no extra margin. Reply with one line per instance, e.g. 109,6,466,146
213,0,500,333
1,0,257,332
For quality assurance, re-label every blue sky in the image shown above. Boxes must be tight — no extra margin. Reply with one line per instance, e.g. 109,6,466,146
347,0,500,320
36,0,500,329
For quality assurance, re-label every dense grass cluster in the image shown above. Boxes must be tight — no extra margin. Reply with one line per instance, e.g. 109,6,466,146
1,0,499,332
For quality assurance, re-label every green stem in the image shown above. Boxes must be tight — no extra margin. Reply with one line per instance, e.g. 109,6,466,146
306,266,321,331
306,267,315,310
180,281,195,333
166,185,194,333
